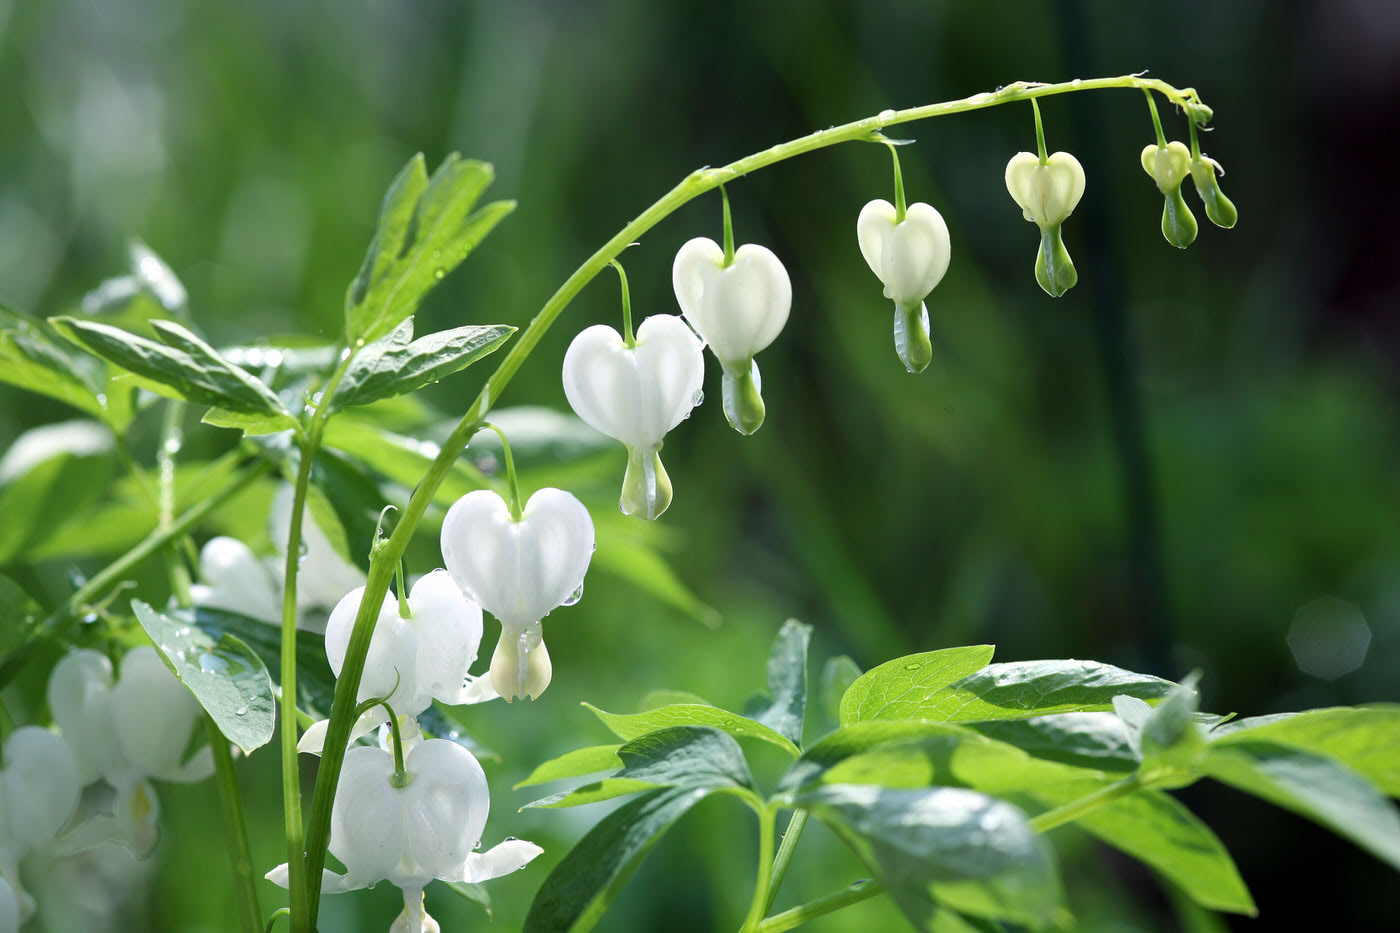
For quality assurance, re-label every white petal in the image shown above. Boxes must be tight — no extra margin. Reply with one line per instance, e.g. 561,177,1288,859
516,488,596,622
856,198,896,283
113,778,161,857
631,315,706,439
562,323,635,444
460,839,544,883
297,707,387,756
440,490,518,623
1005,151,1085,227
0,726,80,850
269,484,366,613
328,746,402,886
671,236,725,324
692,243,791,367
46,649,120,785
324,585,417,709
407,570,484,709
451,674,499,706
108,647,199,780
401,739,490,883
193,536,281,623
886,202,951,308
0,873,20,933
264,863,363,894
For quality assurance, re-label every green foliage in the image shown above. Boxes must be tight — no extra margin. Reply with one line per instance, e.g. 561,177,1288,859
344,153,515,346
840,646,993,725
192,605,338,721
0,421,114,565
132,601,276,754
0,574,41,657
330,317,515,412
0,305,120,427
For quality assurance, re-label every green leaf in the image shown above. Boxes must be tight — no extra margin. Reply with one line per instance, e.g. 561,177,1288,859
516,745,623,789
584,701,800,758
912,659,1178,724
200,408,298,437
345,153,516,345
331,317,515,411
1030,783,1255,915
52,317,293,423
801,783,1064,928
744,619,810,747
191,606,337,720
0,304,114,425
839,646,995,725
523,785,722,933
132,601,276,754
967,713,1138,774
0,421,114,565
525,726,752,809
1212,706,1400,796
442,880,492,919
1202,740,1400,870
0,575,42,658
780,721,980,793
639,689,711,710
820,655,862,731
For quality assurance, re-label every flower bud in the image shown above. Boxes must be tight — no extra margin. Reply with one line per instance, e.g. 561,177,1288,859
672,236,791,434
1189,154,1237,229
1140,141,1198,248
1005,151,1085,297
489,622,552,701
856,199,950,373
562,315,703,519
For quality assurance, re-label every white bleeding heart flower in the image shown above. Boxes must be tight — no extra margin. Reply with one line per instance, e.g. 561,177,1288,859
268,483,367,619
266,739,541,933
0,726,80,924
190,536,282,624
672,236,791,434
1140,140,1198,248
562,315,704,519
298,570,493,755
856,199,951,373
440,488,595,700
1005,150,1086,298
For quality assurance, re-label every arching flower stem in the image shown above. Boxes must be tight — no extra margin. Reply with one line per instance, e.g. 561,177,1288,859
720,183,736,266
298,73,1214,932
1143,88,1168,148
478,423,523,520
1032,98,1049,164
886,143,908,223
609,259,637,347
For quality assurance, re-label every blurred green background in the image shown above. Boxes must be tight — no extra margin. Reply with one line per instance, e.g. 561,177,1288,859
3,0,1398,930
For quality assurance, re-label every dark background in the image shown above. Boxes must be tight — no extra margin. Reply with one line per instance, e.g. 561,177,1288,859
2,0,1398,929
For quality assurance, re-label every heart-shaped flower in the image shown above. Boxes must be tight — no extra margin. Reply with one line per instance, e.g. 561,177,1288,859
440,488,595,700
1005,151,1086,297
297,569,492,755
672,236,791,434
0,726,80,924
1189,152,1237,230
856,199,951,373
190,535,282,624
562,315,704,519
1140,140,1198,248
267,739,541,933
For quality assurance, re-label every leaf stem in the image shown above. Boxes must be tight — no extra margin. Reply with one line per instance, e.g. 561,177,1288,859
754,880,885,933
1029,774,1144,833
740,799,776,933
208,715,263,933
765,807,809,912
298,73,1212,929
0,455,271,685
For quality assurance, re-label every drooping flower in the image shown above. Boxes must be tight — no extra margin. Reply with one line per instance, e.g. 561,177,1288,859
562,314,704,519
0,726,81,924
1189,152,1237,230
440,488,595,700
1140,140,1198,248
267,739,541,933
672,236,791,434
1005,150,1086,297
856,198,951,373
45,647,210,855
297,569,493,754
189,535,282,623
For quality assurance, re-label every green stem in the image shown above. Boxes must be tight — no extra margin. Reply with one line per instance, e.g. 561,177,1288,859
755,880,885,933
1187,117,1202,159
299,73,1211,929
1143,88,1168,148
1030,774,1144,833
609,259,636,346
478,423,523,519
740,799,776,933
263,908,291,933
887,145,907,223
0,457,271,686
0,695,13,748
395,556,412,619
765,808,809,912
280,354,356,933
720,183,736,265
208,716,263,933
1032,98,1048,163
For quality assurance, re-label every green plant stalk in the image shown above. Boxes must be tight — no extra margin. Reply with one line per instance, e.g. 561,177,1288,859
0,455,272,685
765,808,809,912
279,355,355,932
298,73,1211,927
1029,774,1145,833
755,880,885,933
208,715,263,933
740,798,776,933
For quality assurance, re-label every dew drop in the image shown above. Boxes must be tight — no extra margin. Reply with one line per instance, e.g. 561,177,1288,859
878,108,896,120
235,706,248,716
691,389,704,408
903,662,922,671
433,269,446,281
562,582,584,607
198,652,230,674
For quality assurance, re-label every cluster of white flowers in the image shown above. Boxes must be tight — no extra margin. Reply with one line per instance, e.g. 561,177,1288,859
0,644,205,930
